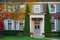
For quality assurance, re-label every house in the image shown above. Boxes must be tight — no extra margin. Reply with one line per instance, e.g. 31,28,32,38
0,2,60,37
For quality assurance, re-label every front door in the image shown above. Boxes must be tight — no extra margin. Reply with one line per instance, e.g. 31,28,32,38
34,21,40,37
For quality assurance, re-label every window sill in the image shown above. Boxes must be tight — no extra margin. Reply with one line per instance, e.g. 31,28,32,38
50,12,56,13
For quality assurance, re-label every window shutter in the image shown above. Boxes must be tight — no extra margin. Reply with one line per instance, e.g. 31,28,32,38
12,20,15,30
58,4,60,12
4,20,8,30
56,4,58,12
56,4,60,12
40,4,43,12
58,20,60,31
56,20,58,31
16,21,19,30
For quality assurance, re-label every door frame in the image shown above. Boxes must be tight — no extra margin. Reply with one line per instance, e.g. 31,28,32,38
30,15,45,37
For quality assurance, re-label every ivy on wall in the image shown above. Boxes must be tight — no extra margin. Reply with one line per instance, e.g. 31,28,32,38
44,4,51,33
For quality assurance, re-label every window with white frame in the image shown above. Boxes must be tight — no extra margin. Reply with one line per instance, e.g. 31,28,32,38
4,19,14,30
32,4,43,13
16,20,25,31
49,4,56,13
19,4,26,10
51,19,56,31
4,4,6,11
8,20,12,30
13,4,18,12
13,5,15,11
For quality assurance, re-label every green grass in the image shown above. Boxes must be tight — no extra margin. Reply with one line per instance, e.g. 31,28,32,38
0,36,50,40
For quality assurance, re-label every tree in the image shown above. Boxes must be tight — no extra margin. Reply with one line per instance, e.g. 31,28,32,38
45,4,51,33
23,3,30,36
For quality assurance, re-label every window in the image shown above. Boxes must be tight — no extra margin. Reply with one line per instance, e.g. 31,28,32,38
19,20,25,31
32,4,43,13
16,20,25,31
49,4,56,13
8,20,12,30
13,5,15,11
4,5,6,11
51,19,56,31
13,4,18,12
4,19,14,30
19,21,24,31
8,5,11,12
4,19,25,30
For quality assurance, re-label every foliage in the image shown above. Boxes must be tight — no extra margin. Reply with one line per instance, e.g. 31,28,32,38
44,4,51,33
3,30,23,36
23,3,30,36
45,32,60,37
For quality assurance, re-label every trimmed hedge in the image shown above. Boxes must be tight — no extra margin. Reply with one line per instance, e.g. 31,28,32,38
2,30,24,36
45,32,60,37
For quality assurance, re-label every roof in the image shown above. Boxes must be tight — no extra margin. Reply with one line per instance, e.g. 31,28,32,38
0,0,60,2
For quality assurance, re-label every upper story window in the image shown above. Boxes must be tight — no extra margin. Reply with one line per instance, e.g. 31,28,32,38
13,4,18,12
32,4,43,13
49,4,56,13
19,4,26,11
8,5,11,12
4,4,6,11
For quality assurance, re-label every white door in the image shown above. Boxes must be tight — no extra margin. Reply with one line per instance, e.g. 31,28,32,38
34,21,40,37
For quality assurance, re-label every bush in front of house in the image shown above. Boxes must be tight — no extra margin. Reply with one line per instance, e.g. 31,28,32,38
45,32,60,37
2,30,24,36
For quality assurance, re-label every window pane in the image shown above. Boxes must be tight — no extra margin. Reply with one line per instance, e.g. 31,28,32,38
33,5,40,13
51,19,55,30
51,4,55,12
8,20,12,30
8,23,12,30
49,4,56,13
19,22,23,31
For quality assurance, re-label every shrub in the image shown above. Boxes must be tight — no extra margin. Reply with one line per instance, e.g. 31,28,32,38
23,3,30,36
44,4,51,33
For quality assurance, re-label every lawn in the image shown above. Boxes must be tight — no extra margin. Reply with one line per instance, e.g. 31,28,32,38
0,36,50,40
